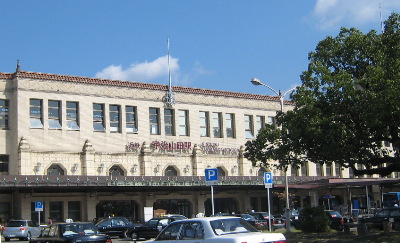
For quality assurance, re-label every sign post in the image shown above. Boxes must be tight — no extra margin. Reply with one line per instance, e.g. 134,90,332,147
264,172,273,231
205,168,218,216
35,201,43,225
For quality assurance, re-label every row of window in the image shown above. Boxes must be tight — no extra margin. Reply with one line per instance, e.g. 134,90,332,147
0,99,276,139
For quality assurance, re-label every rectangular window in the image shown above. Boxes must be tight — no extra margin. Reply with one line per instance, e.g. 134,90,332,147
49,201,63,222
199,111,209,137
266,116,276,127
149,108,160,135
48,100,62,129
179,110,189,136
335,163,341,177
316,163,322,176
291,165,298,176
30,99,43,128
225,113,235,138
301,162,308,176
0,154,9,173
164,109,175,136
326,164,332,176
212,112,222,138
66,101,79,130
0,99,9,129
93,103,105,132
109,105,121,133
244,115,254,139
126,106,138,133
68,201,81,221
255,115,265,135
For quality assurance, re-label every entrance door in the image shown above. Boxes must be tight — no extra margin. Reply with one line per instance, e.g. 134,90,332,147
96,200,139,222
204,198,238,216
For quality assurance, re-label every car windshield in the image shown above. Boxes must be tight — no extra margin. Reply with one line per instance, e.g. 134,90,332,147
327,211,342,218
62,223,97,236
6,221,26,227
210,218,258,235
241,214,255,220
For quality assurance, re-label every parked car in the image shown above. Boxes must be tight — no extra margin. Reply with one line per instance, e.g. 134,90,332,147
281,209,300,228
360,207,400,230
324,210,345,231
29,222,112,243
248,212,277,229
140,216,286,243
128,216,186,240
2,219,42,241
95,217,137,238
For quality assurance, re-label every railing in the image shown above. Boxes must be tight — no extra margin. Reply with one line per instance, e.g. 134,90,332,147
0,175,330,188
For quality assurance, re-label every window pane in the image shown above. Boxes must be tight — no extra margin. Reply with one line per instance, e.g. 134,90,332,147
179,110,188,136
66,102,79,130
199,111,209,137
149,108,160,135
126,106,137,133
0,99,9,129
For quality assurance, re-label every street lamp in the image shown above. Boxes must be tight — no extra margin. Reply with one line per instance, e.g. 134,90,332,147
251,77,297,232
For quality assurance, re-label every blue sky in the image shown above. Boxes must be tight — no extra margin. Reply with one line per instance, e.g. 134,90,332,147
1,0,400,96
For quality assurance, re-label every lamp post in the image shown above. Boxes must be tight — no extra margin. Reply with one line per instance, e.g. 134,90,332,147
251,78,297,233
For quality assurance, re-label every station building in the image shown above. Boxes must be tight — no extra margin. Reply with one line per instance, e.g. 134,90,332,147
0,65,398,223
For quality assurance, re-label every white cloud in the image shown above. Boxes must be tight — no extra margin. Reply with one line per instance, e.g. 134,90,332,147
95,55,180,82
312,0,400,30
95,56,213,87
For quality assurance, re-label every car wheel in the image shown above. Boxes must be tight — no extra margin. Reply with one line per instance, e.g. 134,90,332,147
123,229,129,238
4,238,10,241
131,232,138,240
26,232,32,241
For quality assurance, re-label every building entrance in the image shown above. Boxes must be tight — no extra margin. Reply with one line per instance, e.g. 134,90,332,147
205,198,238,216
153,199,191,218
95,200,139,222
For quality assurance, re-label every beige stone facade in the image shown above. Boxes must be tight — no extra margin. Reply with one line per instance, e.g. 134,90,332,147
0,69,394,223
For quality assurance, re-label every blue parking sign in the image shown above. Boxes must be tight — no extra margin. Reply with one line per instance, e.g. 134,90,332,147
205,168,218,186
35,201,43,211
264,172,273,188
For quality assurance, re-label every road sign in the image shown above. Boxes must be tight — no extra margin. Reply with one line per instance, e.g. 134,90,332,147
264,172,273,188
35,201,43,212
205,168,218,186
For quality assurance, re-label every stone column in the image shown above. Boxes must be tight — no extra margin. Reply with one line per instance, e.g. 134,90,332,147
18,137,32,174
192,144,203,176
82,140,95,175
140,142,152,175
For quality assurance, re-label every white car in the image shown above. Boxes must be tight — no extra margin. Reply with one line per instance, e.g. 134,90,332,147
140,216,286,243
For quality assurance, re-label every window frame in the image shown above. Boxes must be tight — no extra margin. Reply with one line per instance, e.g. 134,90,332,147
149,108,160,135
199,111,209,137
164,109,175,136
109,104,121,133
48,100,62,130
93,103,105,132
244,115,254,139
30,99,43,129
225,113,235,138
126,106,138,133
179,110,189,136
0,99,9,129
66,101,80,130
212,112,222,138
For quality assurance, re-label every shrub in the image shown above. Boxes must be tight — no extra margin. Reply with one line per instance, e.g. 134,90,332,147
296,206,331,233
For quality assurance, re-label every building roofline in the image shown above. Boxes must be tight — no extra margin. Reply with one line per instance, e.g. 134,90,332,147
1,70,284,102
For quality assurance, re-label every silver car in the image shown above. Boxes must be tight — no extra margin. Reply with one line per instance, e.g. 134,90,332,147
2,220,42,241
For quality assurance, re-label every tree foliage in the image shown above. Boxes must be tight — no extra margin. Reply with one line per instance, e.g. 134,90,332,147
245,13,400,177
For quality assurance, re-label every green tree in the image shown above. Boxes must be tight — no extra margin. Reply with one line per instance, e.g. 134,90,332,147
245,13,400,177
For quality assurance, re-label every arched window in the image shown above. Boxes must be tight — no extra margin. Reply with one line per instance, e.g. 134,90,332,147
109,166,124,176
217,167,225,176
165,166,178,176
47,164,64,176
258,167,267,177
